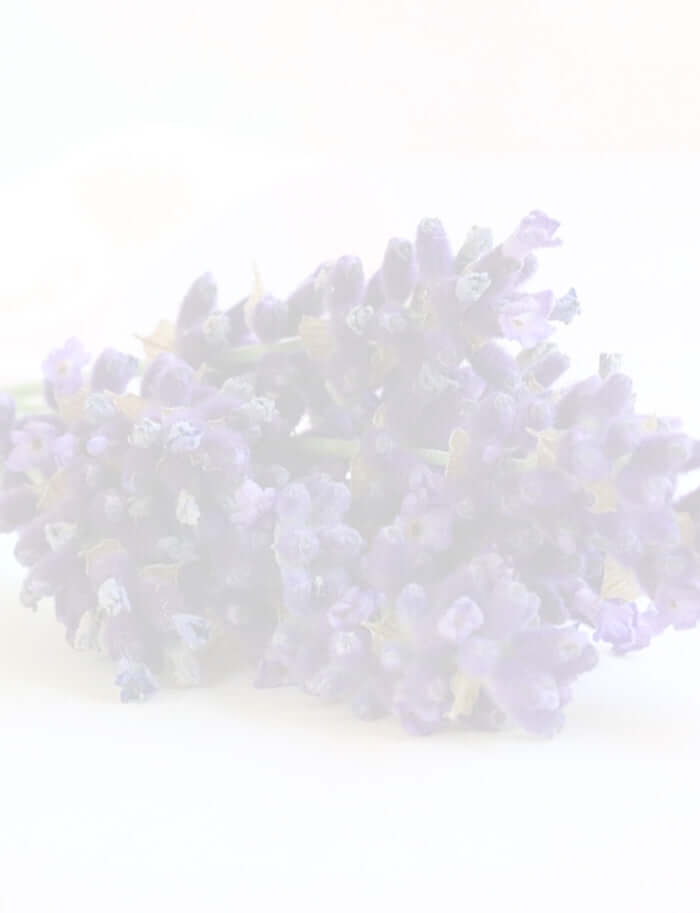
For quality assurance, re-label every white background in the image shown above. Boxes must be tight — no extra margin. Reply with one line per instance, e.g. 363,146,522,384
1,1,700,911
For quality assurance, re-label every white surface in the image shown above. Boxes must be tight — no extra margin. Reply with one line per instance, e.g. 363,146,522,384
2,0,700,385
1,545,700,913
2,1,700,910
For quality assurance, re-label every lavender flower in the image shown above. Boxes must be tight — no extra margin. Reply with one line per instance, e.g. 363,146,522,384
42,337,89,398
381,237,418,304
91,348,139,394
415,218,453,280
6,421,59,474
2,207,699,739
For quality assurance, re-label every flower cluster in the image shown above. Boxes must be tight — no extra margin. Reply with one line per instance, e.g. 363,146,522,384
2,210,699,735
1,336,285,699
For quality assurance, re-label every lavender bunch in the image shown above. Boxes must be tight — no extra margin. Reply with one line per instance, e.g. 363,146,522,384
245,213,700,734
0,335,287,699
2,211,700,737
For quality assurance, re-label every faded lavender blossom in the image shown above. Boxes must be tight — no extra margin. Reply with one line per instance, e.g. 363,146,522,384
42,337,90,398
2,209,700,740
1,334,289,697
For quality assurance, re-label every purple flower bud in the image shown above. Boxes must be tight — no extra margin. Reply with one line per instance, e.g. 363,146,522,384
498,292,555,349
175,273,217,332
522,396,554,432
222,478,274,525
476,392,517,439
550,288,580,324
490,669,566,737
456,271,492,306
252,294,288,343
399,497,453,553
394,667,452,735
654,580,700,629
415,217,453,279
437,596,484,643
276,482,312,524
558,429,607,481
510,625,598,679
518,253,539,284
458,635,502,677
308,476,352,525
483,576,541,639
351,678,389,720
195,425,249,485
530,347,570,388
362,524,412,593
329,628,367,660
455,362,487,400
97,576,132,617
0,486,37,531
455,226,494,272
91,348,139,394
274,524,320,566
55,433,79,473
83,392,119,424
54,584,93,644
84,540,131,589
46,518,79,553
172,613,210,650
593,372,635,417
115,659,158,703
327,586,379,629
594,600,650,653
285,261,332,333
279,566,313,615
395,583,431,637
345,303,376,337
604,417,641,457
381,237,417,303
362,269,385,310
89,488,126,528
629,432,694,475
14,516,51,567
129,416,163,449
42,337,89,397
165,419,204,454
20,549,80,608
469,341,520,391
554,375,602,428
318,523,364,562
679,439,700,473
304,661,351,701
501,210,561,262
85,434,113,457
6,421,58,473
327,256,364,314
141,353,196,406
255,618,325,687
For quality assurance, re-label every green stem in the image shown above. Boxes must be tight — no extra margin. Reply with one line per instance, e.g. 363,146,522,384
7,382,43,398
415,447,450,468
8,388,45,414
292,436,360,461
220,336,303,368
292,435,449,468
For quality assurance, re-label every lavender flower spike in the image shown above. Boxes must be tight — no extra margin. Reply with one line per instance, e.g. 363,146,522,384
2,207,699,740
